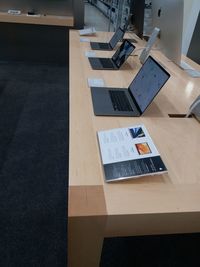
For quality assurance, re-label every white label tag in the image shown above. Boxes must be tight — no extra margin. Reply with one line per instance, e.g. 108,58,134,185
79,27,96,36
85,51,96,58
87,78,105,87
80,37,90,42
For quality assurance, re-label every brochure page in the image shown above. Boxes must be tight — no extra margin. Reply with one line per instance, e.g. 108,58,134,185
97,125,167,182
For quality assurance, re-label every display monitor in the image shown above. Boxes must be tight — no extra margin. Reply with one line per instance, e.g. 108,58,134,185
151,0,184,66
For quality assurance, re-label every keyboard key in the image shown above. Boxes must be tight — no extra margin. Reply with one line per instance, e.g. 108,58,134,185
109,90,133,111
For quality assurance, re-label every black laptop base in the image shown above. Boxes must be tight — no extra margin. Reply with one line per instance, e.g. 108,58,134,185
90,56,171,117
90,42,112,51
88,57,118,70
90,87,141,117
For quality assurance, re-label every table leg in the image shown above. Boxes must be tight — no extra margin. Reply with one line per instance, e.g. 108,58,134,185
68,215,106,267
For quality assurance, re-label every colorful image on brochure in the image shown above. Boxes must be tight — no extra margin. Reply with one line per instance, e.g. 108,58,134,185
135,142,151,155
129,127,145,139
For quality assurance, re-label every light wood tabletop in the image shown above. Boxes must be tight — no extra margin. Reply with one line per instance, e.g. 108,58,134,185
68,30,200,267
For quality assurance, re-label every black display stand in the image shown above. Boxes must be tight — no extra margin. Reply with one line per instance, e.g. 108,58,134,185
0,22,68,63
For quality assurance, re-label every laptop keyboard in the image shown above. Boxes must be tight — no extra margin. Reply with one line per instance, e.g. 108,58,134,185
99,43,110,49
100,58,115,69
109,90,133,111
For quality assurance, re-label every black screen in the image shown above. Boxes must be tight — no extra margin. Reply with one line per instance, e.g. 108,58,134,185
109,27,125,49
112,40,135,68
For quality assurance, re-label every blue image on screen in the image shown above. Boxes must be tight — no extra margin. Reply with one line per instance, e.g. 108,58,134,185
112,40,134,68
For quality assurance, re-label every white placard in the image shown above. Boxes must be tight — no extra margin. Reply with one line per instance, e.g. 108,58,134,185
85,51,96,58
80,37,90,43
87,78,105,87
8,9,21,15
79,27,96,36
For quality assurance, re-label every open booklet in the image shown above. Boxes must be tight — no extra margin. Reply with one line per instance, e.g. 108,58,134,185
97,124,167,182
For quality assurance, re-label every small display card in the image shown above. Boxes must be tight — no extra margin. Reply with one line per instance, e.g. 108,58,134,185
85,51,96,58
79,27,96,36
87,78,105,88
80,37,90,43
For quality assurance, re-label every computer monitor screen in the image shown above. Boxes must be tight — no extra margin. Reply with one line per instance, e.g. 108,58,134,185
131,0,145,38
151,0,184,66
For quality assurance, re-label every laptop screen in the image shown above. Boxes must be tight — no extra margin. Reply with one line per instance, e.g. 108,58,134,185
109,27,125,49
112,40,135,68
109,27,124,48
129,56,170,113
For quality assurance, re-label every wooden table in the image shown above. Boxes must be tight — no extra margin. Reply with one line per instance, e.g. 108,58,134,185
68,30,200,267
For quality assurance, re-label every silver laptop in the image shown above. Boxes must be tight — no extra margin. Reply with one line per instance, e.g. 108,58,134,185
90,56,170,116
90,27,125,50
88,39,135,70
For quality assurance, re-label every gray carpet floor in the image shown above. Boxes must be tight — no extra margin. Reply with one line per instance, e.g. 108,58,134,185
0,61,68,267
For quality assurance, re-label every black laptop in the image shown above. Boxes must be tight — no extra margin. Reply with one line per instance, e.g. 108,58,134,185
90,56,170,116
88,40,135,70
90,27,125,50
